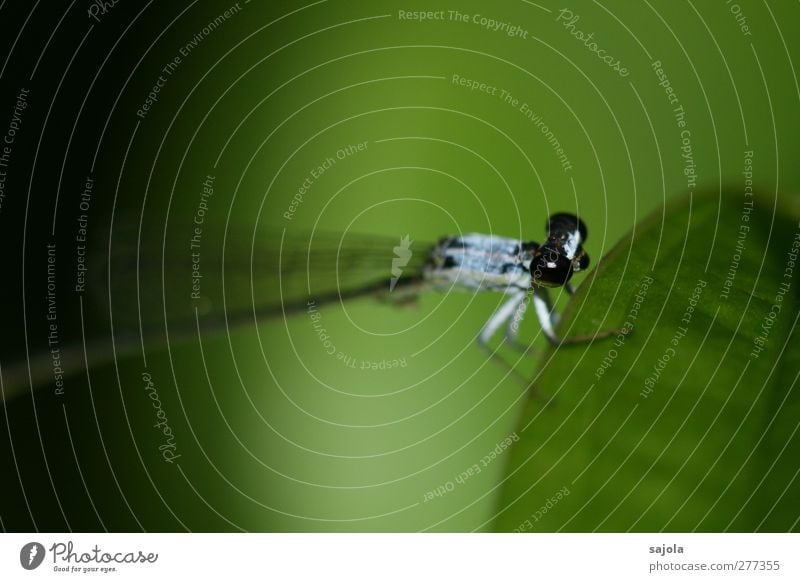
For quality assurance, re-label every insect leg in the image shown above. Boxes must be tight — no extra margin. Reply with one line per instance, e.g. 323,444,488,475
533,287,560,344
504,289,533,351
534,285,624,345
477,291,526,347
475,291,536,387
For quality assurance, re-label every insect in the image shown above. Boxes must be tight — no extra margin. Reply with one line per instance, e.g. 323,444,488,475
3,213,612,399
421,212,605,349
398,211,620,385
327,211,618,385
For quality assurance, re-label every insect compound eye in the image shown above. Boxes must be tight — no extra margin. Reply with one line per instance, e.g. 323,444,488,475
545,213,588,242
529,245,574,287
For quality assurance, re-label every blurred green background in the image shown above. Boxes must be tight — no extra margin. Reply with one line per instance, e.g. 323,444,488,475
0,0,798,531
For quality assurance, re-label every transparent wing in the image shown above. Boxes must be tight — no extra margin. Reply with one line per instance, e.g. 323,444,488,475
88,223,432,334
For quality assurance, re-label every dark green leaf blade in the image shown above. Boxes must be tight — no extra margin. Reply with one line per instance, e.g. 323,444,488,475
493,191,800,532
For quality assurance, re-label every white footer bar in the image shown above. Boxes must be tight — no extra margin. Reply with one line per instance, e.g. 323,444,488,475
1,533,797,581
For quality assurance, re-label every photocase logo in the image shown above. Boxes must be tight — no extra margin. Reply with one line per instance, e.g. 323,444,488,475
19,542,45,570
390,235,413,292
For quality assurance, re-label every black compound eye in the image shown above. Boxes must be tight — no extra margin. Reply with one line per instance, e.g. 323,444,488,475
530,247,574,287
546,213,588,242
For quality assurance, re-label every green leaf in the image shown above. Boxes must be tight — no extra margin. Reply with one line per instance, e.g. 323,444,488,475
493,190,800,532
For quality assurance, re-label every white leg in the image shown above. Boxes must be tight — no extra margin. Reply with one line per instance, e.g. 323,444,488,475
478,291,526,346
476,290,536,390
504,290,532,350
533,287,560,344
534,286,623,346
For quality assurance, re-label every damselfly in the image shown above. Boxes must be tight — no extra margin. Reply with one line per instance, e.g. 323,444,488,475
4,213,612,399
247,211,616,380
419,212,602,347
